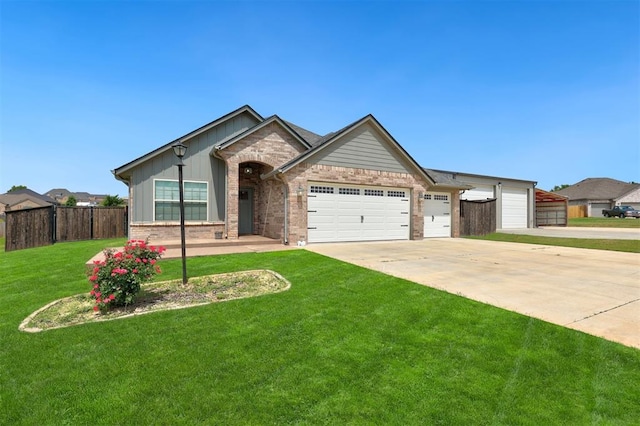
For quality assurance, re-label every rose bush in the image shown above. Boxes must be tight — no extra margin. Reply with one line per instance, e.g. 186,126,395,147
88,240,166,312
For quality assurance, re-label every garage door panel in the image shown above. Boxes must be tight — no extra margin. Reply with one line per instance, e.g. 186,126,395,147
502,187,527,229
308,183,411,243
462,186,493,201
424,192,451,238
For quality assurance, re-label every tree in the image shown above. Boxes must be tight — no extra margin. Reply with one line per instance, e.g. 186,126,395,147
7,185,27,192
65,195,77,206
551,184,570,192
101,195,124,206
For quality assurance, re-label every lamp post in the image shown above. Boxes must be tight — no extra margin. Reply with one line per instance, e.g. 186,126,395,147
172,141,188,284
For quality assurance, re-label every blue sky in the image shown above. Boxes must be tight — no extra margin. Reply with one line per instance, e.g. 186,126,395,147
1,0,638,196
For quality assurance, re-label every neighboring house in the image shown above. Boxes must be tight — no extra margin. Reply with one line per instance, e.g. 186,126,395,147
45,188,108,206
113,105,532,244
0,189,55,216
425,169,536,229
554,178,640,217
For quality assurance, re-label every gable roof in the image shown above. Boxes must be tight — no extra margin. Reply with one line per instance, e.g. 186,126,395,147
3,188,56,204
213,115,312,153
554,178,640,201
263,114,437,186
0,192,53,209
113,105,263,177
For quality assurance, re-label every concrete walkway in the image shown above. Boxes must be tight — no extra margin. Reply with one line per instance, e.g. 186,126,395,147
306,239,640,349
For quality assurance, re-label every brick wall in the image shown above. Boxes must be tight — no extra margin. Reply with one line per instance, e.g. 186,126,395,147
282,163,440,243
130,222,226,241
215,122,307,240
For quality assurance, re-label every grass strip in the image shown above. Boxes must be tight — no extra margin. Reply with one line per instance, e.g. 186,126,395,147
468,233,640,253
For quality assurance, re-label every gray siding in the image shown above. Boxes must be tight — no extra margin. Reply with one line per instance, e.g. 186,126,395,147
130,113,259,223
313,123,413,174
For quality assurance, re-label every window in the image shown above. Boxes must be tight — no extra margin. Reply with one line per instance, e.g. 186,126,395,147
310,185,334,194
387,190,406,197
339,187,360,195
364,189,384,196
434,194,449,201
154,180,207,221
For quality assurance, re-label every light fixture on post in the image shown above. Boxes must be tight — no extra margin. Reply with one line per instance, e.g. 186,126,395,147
172,140,188,285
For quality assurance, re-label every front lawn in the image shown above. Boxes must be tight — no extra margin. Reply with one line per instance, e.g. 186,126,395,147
1,240,639,424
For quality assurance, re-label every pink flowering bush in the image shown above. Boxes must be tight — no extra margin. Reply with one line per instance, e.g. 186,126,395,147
88,240,166,312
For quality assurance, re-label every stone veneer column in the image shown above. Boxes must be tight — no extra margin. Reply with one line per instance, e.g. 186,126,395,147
226,162,239,239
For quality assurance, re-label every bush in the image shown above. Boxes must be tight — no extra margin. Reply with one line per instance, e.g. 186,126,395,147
88,240,166,312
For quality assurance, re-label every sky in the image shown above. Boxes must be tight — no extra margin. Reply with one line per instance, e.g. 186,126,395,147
1,0,638,197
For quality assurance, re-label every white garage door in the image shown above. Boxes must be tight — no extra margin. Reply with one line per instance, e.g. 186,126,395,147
502,187,528,229
307,183,410,243
462,185,494,201
424,192,451,237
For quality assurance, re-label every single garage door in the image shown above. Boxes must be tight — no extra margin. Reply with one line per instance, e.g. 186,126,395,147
424,192,451,237
462,185,494,201
307,183,410,243
502,187,528,229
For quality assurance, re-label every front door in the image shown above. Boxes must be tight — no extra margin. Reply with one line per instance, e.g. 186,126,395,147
239,188,253,235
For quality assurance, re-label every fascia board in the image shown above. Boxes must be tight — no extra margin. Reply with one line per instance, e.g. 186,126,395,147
113,105,263,178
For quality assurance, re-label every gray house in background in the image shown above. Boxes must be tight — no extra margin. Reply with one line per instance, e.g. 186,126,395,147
113,105,534,245
554,177,640,217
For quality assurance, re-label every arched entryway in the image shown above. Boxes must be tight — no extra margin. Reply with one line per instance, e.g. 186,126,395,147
238,161,278,237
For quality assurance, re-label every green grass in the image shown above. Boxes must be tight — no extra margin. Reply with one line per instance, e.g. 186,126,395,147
569,217,640,228
468,233,640,253
1,240,639,424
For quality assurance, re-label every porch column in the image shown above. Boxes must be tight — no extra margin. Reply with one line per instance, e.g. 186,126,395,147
227,162,239,239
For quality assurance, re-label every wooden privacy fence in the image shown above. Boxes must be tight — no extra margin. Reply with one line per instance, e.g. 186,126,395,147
568,205,587,219
5,206,127,252
460,199,496,236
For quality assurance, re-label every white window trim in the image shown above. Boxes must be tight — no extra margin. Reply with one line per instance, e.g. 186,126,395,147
153,179,209,223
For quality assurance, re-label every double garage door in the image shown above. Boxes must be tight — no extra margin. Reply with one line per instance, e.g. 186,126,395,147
307,183,410,243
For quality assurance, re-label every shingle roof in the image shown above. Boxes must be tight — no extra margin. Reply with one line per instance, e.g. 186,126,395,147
0,193,53,208
4,188,56,204
554,178,640,201
284,121,324,146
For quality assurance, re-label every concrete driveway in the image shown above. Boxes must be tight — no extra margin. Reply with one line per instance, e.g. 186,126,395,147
306,239,640,349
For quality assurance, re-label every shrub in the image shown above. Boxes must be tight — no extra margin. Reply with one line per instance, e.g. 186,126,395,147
88,240,166,312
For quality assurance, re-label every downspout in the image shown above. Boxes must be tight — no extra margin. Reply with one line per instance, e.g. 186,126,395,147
273,172,289,245
212,147,229,238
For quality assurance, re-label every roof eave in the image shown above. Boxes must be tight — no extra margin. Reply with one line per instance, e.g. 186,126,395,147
114,105,263,176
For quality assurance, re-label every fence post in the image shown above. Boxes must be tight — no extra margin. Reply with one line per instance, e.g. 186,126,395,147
90,206,94,240
52,205,57,243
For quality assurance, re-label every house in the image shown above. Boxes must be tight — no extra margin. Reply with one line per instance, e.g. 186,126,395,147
554,178,640,217
0,189,55,216
113,105,531,244
44,188,108,206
